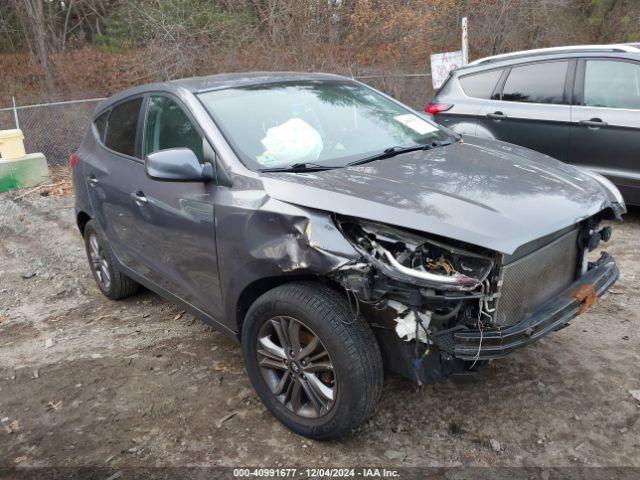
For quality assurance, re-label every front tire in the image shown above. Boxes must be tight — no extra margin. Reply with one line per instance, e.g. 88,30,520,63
241,282,383,440
83,220,139,300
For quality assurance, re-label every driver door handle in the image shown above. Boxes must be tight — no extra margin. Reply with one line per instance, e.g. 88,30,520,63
579,118,607,129
487,111,507,120
131,191,148,206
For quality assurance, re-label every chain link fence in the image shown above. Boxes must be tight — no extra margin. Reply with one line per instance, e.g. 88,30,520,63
0,98,104,168
0,74,432,169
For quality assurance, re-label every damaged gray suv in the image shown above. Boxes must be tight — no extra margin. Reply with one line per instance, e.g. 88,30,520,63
73,73,625,440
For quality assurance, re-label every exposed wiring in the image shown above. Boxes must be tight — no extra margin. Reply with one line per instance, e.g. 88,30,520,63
413,347,431,366
411,307,433,386
470,317,484,370
413,308,431,340
342,286,359,325
471,294,491,369
482,279,497,313
413,318,422,385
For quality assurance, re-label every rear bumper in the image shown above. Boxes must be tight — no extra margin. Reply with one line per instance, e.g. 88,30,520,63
432,252,618,360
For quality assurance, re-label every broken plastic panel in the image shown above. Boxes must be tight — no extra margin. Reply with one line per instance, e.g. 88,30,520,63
388,301,432,343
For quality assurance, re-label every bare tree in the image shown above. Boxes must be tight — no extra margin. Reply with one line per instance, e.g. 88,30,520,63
10,0,56,94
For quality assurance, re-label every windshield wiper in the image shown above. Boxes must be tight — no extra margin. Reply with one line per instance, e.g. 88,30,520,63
346,139,454,168
260,139,456,172
346,144,432,167
259,162,340,173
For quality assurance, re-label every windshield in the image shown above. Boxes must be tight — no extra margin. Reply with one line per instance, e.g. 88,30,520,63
197,80,451,171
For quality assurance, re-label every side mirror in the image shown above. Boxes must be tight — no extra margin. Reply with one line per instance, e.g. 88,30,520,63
145,148,214,182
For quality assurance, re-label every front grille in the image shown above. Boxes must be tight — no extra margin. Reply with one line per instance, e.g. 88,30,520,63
494,229,580,326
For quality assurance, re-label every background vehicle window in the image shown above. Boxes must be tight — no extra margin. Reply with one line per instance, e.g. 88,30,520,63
104,98,142,157
145,96,204,162
459,69,503,99
502,61,568,104
93,110,109,142
584,60,640,109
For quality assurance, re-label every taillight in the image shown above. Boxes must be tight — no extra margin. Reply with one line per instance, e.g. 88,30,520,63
425,103,453,115
70,154,78,168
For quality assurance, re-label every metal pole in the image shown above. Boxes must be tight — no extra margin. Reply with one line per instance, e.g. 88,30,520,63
12,96,20,129
461,17,469,66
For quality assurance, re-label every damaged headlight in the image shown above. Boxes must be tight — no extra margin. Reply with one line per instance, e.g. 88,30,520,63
337,217,494,291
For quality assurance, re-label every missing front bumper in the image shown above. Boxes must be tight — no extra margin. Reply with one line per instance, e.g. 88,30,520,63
431,252,619,360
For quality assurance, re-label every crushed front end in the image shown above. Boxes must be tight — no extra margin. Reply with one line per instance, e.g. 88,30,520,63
332,214,619,385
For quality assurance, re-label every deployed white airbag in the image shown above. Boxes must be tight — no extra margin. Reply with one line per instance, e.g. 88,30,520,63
257,118,323,167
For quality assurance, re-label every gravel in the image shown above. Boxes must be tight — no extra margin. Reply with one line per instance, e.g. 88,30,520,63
1,192,639,468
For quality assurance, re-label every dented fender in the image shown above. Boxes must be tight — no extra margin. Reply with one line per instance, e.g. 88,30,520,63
214,184,359,332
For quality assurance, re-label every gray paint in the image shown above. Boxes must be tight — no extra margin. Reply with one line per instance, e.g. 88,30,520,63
74,72,624,335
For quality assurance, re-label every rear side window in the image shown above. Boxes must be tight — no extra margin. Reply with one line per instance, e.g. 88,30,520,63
93,111,109,142
584,60,640,109
459,69,503,99
502,61,568,104
104,98,142,157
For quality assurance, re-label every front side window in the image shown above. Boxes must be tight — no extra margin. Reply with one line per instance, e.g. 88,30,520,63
584,60,640,109
198,81,450,170
502,61,568,104
144,96,204,162
459,69,503,99
104,98,142,157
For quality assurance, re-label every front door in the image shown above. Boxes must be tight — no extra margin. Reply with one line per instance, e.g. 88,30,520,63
569,58,640,204
477,60,573,162
129,94,223,319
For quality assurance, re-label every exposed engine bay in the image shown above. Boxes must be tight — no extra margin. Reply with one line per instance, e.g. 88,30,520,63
331,214,615,384
334,216,500,334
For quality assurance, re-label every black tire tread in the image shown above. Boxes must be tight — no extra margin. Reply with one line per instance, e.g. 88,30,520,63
84,220,139,300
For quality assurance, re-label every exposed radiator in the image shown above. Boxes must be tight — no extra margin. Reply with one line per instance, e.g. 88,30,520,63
494,229,580,326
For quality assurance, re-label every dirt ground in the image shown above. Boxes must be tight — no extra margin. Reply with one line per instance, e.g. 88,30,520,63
1,190,639,472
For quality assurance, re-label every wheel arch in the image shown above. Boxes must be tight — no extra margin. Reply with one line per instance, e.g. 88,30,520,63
234,274,347,339
76,211,92,236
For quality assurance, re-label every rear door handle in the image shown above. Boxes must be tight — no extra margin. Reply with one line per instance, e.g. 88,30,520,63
579,118,607,129
487,111,507,120
131,191,148,206
87,175,98,187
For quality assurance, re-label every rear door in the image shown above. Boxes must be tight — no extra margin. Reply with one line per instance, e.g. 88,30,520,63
477,60,574,161
84,97,144,267
569,57,640,204
128,93,223,319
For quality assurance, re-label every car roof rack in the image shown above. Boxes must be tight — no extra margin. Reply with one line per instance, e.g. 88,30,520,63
467,44,640,67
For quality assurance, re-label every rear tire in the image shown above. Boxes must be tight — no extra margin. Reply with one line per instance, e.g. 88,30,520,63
83,220,139,300
241,282,383,440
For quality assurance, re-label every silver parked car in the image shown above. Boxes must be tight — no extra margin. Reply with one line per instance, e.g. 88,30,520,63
73,72,624,439
427,44,640,205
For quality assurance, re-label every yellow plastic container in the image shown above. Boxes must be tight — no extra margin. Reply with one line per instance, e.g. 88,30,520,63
0,129,27,160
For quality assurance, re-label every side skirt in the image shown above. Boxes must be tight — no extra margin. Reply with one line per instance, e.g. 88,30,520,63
117,261,239,342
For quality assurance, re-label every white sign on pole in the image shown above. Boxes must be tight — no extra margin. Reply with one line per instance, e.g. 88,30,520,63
430,50,463,89
461,17,468,66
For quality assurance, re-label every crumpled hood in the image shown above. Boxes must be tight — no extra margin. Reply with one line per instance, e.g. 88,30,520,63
260,137,620,254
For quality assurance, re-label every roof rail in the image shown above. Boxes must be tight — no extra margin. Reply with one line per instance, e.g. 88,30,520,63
468,44,640,66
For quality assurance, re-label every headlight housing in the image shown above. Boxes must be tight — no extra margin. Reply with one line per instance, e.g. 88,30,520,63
337,217,494,291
